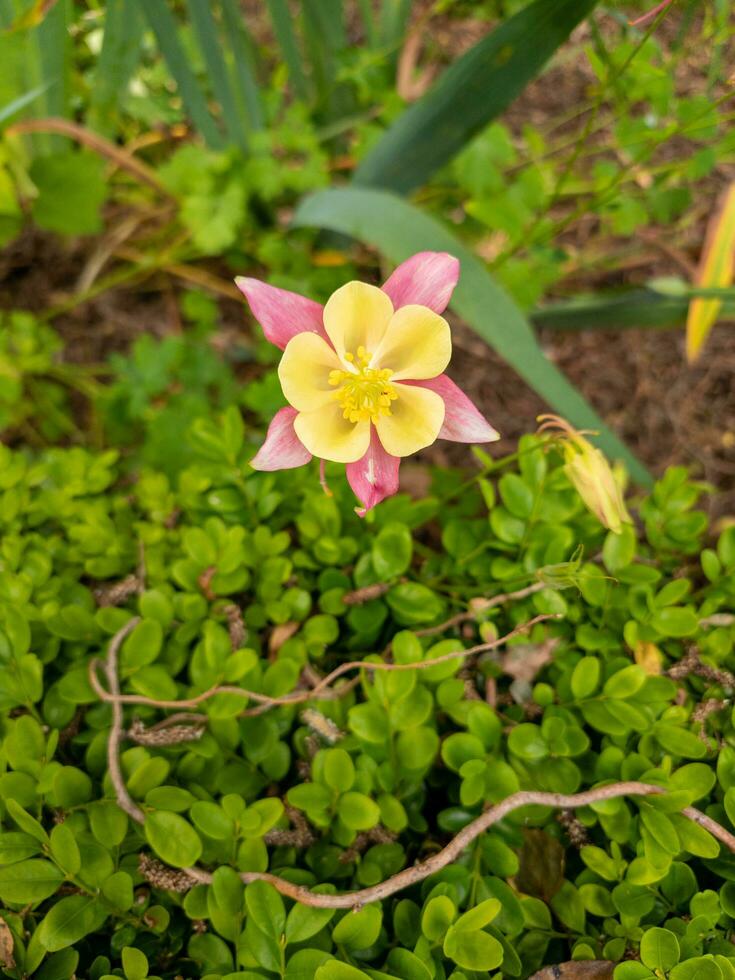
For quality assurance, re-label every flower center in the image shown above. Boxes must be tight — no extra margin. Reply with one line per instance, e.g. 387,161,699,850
328,346,398,424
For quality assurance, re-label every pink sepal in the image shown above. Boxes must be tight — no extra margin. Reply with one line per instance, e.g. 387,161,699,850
236,277,328,350
251,407,312,470
346,429,401,516
413,375,499,443
381,251,460,314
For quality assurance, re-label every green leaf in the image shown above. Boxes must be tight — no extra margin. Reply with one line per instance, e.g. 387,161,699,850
38,895,107,952
122,946,149,980
387,582,445,625
50,823,80,875
190,801,235,840
354,0,598,193
571,657,601,699
670,957,722,980
453,898,501,932
144,811,202,868
102,871,134,911
443,924,504,972
0,831,42,864
285,903,336,944
315,962,372,980
640,927,680,972
372,522,412,579
321,748,355,793
33,948,80,980
5,799,50,844
650,607,699,637
88,801,128,846
0,858,63,904
52,767,92,807
30,152,108,236
246,881,286,938
331,905,382,950
286,950,333,979
120,618,163,670
293,188,649,483
508,723,548,761
550,881,586,934
421,895,456,942
338,792,381,831
603,665,646,699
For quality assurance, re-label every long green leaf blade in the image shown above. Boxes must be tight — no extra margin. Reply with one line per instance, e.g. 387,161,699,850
266,0,309,101
355,0,598,193
89,0,144,137
186,0,245,150
221,0,263,132
293,187,650,484
135,0,224,149
531,291,735,332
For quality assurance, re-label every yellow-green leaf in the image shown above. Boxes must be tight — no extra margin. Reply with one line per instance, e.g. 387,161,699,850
686,181,735,362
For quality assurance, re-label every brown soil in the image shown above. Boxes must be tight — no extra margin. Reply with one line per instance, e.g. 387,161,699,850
2,5,734,518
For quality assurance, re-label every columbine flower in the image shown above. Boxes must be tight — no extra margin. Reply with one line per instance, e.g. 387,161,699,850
537,414,632,535
236,252,499,514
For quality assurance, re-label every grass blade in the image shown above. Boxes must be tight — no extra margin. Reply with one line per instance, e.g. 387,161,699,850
356,0,377,47
356,0,598,193
37,0,68,150
266,0,309,101
0,83,49,127
186,0,245,150
293,186,650,485
302,0,345,104
686,181,735,362
135,0,224,149
89,0,144,137
378,0,412,48
220,0,263,132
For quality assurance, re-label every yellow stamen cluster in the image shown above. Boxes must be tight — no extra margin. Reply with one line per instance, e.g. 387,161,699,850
328,346,398,424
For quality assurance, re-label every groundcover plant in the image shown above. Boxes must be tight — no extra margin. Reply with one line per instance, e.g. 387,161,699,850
0,400,734,979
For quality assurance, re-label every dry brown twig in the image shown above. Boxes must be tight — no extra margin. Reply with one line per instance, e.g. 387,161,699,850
89,613,558,716
8,118,172,198
410,581,547,641
96,617,735,909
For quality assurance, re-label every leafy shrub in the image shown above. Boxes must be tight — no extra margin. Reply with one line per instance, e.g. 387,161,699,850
0,405,734,979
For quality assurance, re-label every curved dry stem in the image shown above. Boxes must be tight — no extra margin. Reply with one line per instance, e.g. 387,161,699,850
412,581,547,640
89,613,557,715
96,621,735,910
104,616,144,822
9,118,173,198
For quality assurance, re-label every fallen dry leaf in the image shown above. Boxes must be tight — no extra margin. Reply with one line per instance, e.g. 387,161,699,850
528,962,615,980
269,621,299,655
515,828,565,903
0,917,16,970
499,638,558,704
634,640,663,675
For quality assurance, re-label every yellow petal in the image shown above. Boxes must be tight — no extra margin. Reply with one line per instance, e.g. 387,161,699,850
374,383,444,457
294,405,371,463
371,304,451,380
278,333,342,412
323,282,394,361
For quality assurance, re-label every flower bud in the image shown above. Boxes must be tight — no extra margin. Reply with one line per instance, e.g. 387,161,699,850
537,415,632,535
